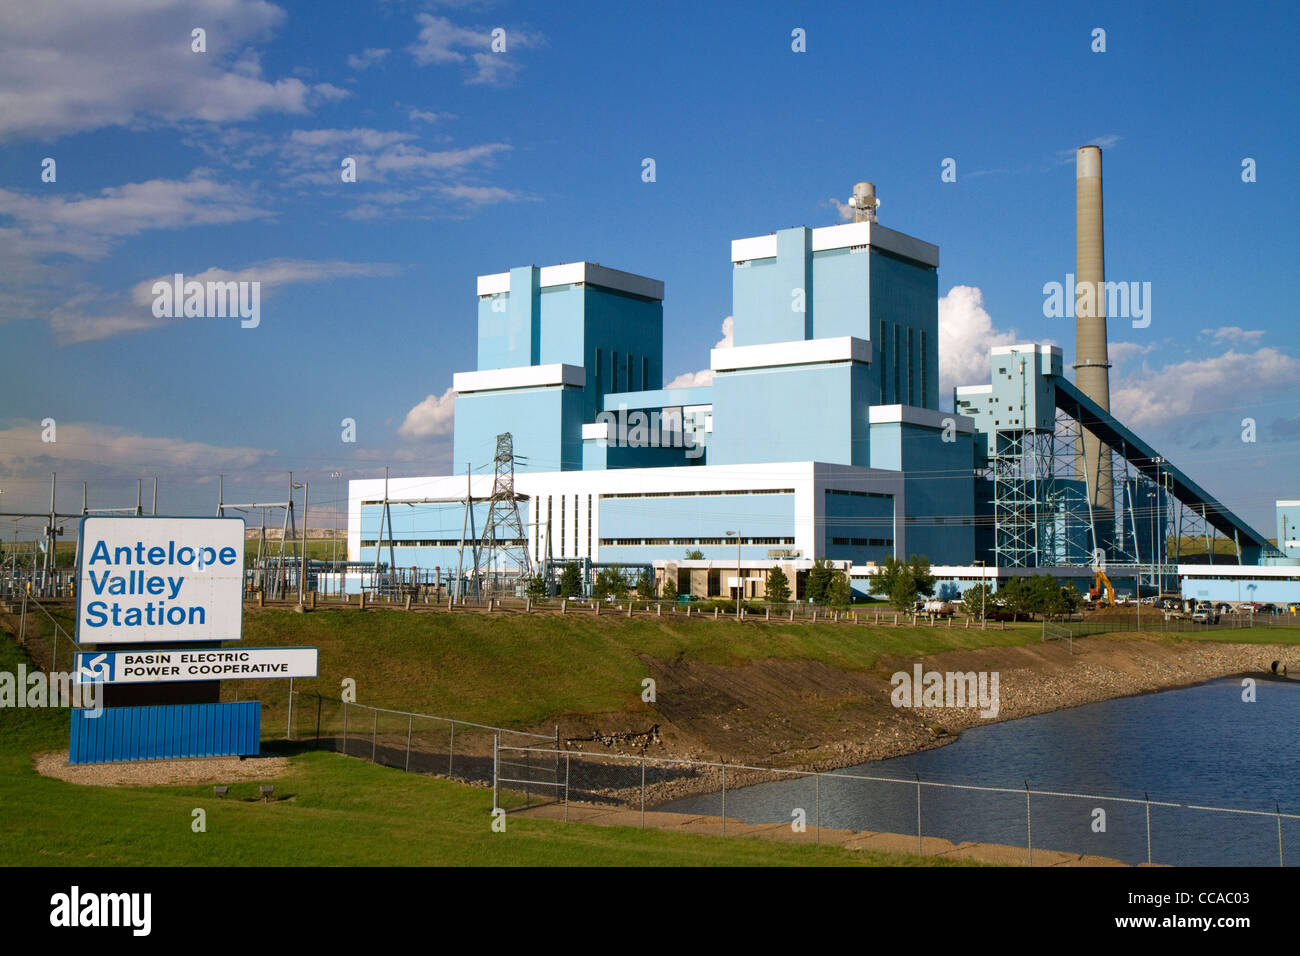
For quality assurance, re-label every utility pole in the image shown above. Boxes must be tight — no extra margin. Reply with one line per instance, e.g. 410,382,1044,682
475,434,531,598
726,529,741,616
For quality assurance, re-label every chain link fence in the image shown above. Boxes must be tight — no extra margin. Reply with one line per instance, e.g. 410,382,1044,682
288,690,555,786
495,747,1298,866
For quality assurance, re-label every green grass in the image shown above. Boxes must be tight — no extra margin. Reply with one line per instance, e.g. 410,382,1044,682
0,636,971,866
226,607,1041,729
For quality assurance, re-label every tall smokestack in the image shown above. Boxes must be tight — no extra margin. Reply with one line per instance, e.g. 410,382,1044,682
1074,145,1114,517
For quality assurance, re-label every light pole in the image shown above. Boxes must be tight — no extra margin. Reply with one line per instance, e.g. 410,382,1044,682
725,530,741,616
974,559,986,624
330,470,343,596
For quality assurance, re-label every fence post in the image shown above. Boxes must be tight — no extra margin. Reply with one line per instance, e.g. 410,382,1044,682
641,756,647,827
1145,792,1152,865
721,762,726,836
315,694,322,749
492,734,499,813
448,720,455,776
815,772,820,844
916,774,922,856
371,709,378,762
342,701,349,755
51,626,58,672
564,754,570,822
286,678,294,739
1025,780,1032,866
405,715,413,771
1278,804,1285,867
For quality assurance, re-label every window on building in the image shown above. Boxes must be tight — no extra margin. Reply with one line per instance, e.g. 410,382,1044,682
907,326,915,405
893,323,901,404
559,495,565,557
611,352,619,392
920,330,928,407
627,352,635,391
642,356,649,391
879,321,888,404
594,348,602,396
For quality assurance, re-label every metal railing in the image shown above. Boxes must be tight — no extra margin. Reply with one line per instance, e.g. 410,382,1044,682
289,691,556,786
495,746,1298,867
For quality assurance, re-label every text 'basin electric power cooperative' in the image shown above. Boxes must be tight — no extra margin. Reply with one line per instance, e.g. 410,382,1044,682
75,516,245,644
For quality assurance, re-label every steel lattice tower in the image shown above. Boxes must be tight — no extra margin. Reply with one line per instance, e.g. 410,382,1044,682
475,433,532,595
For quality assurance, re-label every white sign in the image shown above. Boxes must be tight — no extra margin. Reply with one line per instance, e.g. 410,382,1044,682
75,647,317,685
75,516,245,645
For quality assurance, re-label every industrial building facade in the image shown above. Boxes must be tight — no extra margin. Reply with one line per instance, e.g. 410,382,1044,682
348,176,1298,602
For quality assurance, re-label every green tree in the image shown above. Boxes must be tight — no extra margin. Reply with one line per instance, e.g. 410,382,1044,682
908,555,937,599
828,570,853,606
997,577,1034,620
805,559,833,605
765,565,790,604
662,575,678,602
869,556,921,612
525,573,547,601
683,548,704,560
1057,582,1083,617
595,566,629,598
558,561,583,599
960,583,995,620
635,570,655,600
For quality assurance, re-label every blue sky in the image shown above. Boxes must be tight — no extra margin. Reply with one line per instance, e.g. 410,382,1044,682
1,0,1298,535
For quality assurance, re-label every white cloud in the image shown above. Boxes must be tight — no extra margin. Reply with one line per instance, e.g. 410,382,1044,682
0,419,268,476
347,48,391,70
399,388,457,439
0,0,337,141
1200,326,1265,344
1108,340,1155,369
408,14,542,85
938,285,1021,397
0,174,271,260
279,128,511,187
665,317,733,388
47,258,399,345
1110,348,1300,430
1056,134,1122,164
409,108,455,124
827,197,854,222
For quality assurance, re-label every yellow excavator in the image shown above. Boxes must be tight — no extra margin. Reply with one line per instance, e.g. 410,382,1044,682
1088,569,1117,607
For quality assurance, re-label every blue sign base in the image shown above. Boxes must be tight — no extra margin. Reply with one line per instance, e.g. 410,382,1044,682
69,702,260,764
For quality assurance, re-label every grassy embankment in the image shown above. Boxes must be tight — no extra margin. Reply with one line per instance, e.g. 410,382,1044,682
0,628,973,866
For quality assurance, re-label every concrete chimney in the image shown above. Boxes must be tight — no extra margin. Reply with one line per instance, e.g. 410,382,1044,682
1074,145,1114,517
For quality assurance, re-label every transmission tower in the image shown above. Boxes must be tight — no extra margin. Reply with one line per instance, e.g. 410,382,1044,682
474,433,532,596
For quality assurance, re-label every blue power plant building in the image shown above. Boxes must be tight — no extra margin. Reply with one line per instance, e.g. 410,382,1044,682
347,182,1297,604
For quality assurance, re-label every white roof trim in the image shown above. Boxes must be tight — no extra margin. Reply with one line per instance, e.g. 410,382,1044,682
453,363,585,393
711,336,871,372
730,222,938,268
869,405,975,433
582,422,610,440
477,262,663,300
